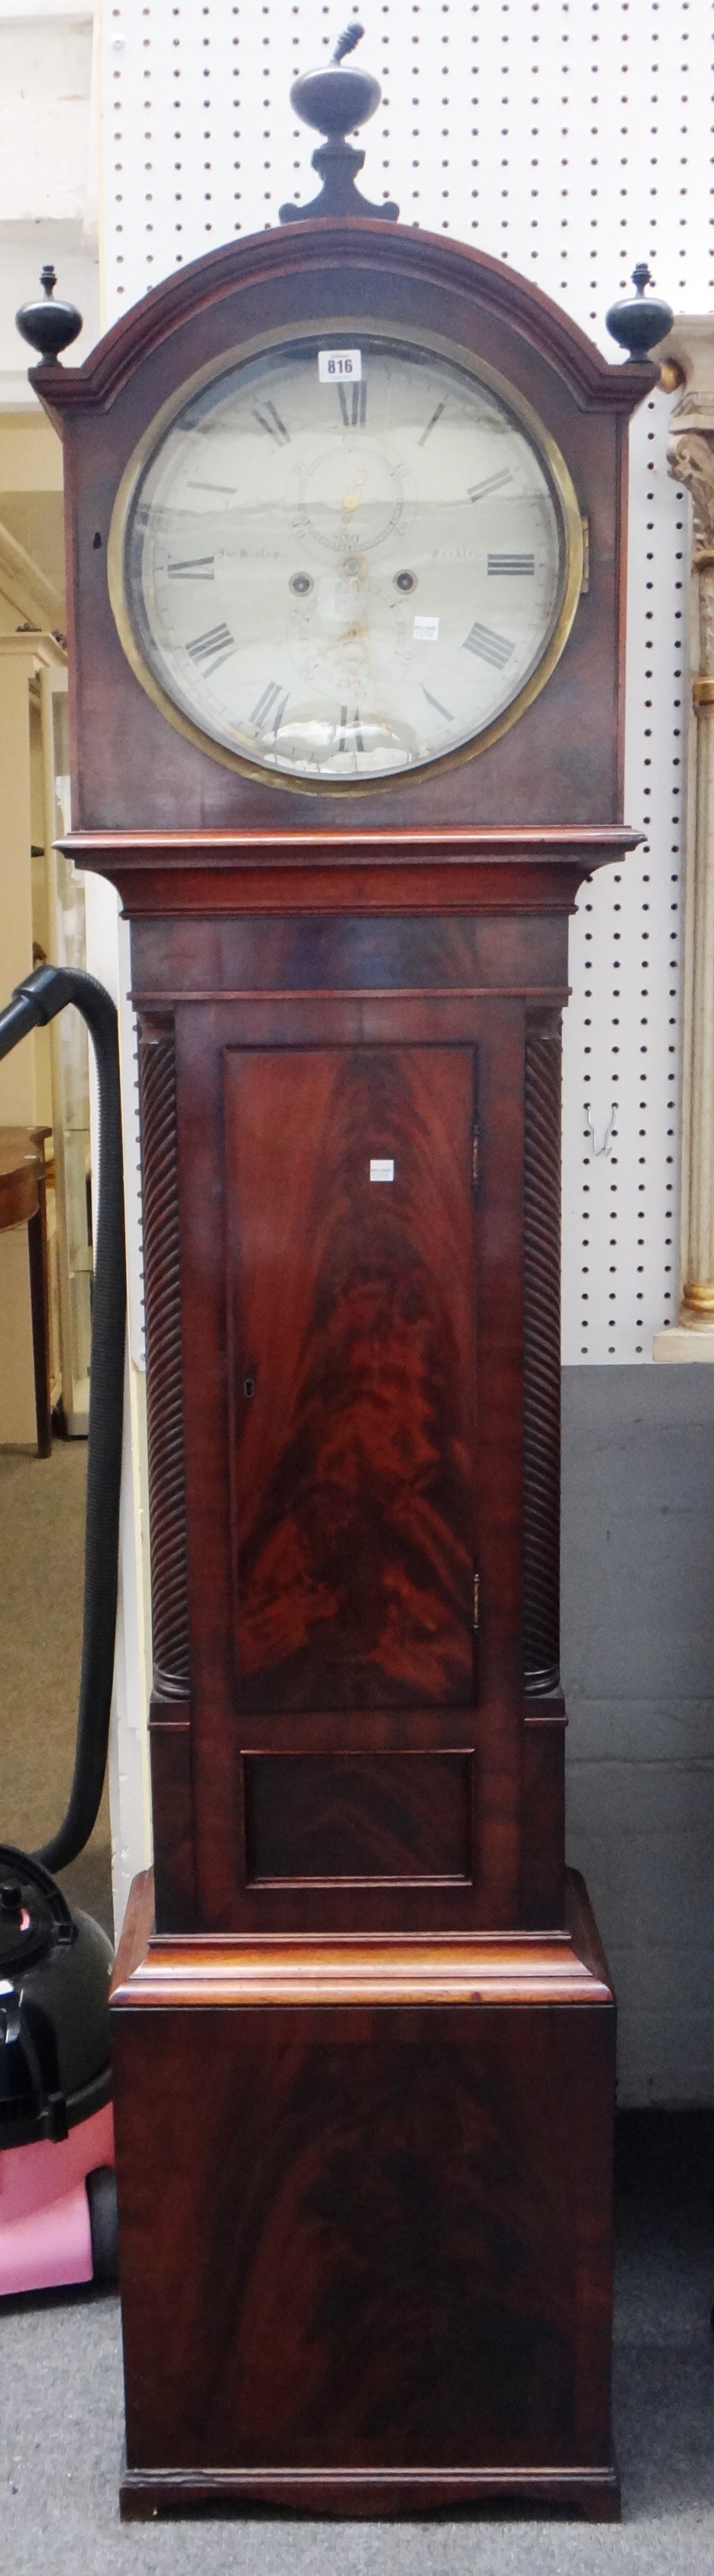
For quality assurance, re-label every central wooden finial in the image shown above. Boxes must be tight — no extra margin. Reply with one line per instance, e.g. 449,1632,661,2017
279,20,399,225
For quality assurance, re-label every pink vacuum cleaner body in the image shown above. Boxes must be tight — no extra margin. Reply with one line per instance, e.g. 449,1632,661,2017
0,2100,115,2296
0,1850,117,2294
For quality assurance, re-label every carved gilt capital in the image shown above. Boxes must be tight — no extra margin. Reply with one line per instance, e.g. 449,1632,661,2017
659,315,714,567
667,429,714,562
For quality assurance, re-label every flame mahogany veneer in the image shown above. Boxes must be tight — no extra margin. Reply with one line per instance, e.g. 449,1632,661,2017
38,220,654,2517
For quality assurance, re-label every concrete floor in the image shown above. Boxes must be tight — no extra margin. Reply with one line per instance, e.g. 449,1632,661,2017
1,2116,712,2574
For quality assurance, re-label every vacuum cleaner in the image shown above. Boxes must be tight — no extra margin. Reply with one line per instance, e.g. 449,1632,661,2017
0,964,125,2295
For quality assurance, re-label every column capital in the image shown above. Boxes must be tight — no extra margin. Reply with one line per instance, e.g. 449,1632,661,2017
657,312,714,425
667,428,714,564
657,315,714,554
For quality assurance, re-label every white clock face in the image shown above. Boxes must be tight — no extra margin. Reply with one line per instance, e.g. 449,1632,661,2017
118,332,579,786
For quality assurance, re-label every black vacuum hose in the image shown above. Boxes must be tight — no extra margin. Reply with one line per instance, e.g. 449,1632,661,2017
0,964,126,1873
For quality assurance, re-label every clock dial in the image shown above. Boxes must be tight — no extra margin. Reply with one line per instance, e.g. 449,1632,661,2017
116,334,581,785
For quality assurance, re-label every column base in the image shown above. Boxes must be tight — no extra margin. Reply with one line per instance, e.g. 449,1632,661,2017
653,1322,714,1360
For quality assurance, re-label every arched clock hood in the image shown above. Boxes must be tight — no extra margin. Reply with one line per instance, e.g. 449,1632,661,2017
33,219,654,424
27,213,655,846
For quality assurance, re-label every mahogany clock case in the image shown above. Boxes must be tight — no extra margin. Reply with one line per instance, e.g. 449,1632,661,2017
35,218,652,2516
37,218,655,835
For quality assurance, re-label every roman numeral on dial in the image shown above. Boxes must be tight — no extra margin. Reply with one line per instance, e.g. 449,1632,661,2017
421,683,453,722
487,554,535,576
464,620,514,670
338,706,365,751
418,401,446,448
186,622,236,675
338,382,367,428
253,402,291,446
168,557,215,580
468,469,513,503
250,680,289,734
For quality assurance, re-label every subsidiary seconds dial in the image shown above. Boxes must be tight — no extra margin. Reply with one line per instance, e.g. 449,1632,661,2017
111,330,583,787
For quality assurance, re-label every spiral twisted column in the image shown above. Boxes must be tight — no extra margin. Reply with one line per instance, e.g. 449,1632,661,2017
137,1023,190,1698
522,1016,562,1695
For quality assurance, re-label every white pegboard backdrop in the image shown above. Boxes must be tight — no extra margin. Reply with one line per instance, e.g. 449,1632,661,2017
99,0,714,1362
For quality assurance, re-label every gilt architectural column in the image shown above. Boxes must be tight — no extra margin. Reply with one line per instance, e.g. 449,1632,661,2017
654,318,714,1358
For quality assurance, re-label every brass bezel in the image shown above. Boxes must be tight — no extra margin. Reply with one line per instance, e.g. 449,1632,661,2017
108,316,584,797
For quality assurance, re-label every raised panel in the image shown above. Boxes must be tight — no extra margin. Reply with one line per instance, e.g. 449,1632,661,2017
225,1045,477,1715
244,1749,473,1885
148,1720,195,1930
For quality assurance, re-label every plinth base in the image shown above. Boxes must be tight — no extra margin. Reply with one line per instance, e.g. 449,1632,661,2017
120,2461,620,2520
111,1871,618,2522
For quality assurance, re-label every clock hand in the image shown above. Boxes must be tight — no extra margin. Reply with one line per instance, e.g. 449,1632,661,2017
334,473,368,547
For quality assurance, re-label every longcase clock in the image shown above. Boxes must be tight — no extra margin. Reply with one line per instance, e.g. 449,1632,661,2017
34,34,655,2516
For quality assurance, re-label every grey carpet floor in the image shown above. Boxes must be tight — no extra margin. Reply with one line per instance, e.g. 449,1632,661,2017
1,2116,713,2572
0,1440,113,1936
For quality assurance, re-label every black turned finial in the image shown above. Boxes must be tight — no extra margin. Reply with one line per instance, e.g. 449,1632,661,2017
606,263,673,364
332,23,367,64
279,20,399,225
15,266,82,367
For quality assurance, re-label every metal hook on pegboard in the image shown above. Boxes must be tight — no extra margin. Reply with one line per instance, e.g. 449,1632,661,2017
585,1105,616,1159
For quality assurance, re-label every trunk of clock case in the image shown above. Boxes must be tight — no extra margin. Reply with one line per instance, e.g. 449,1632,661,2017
33,216,655,2519
128,895,573,1941
99,842,620,2515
